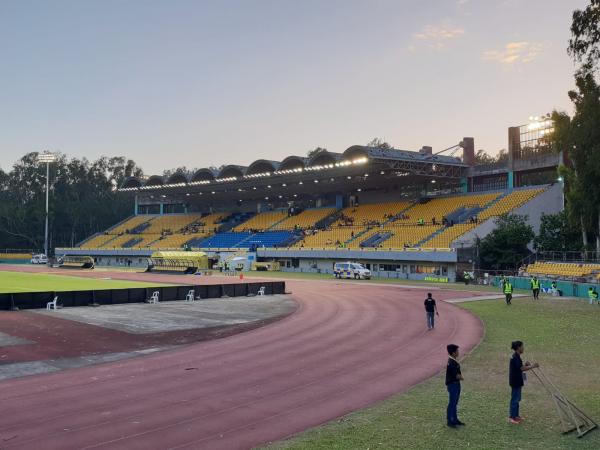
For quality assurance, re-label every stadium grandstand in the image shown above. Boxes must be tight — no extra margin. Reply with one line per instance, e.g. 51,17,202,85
58,123,564,282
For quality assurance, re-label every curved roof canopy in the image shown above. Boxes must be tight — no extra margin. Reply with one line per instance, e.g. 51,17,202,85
308,150,342,167
343,145,370,161
218,165,246,179
145,175,164,187
278,156,306,172
166,172,189,184
246,159,279,175
191,168,218,182
122,177,143,189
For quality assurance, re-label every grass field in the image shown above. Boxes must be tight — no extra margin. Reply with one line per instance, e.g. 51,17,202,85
0,271,169,293
265,296,600,450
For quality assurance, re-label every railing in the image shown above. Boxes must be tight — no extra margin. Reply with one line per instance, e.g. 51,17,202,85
536,251,600,263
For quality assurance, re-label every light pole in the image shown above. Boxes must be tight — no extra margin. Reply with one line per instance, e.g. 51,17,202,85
557,176,565,211
37,151,56,258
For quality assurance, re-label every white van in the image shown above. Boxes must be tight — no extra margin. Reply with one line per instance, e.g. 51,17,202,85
333,262,371,280
30,254,48,264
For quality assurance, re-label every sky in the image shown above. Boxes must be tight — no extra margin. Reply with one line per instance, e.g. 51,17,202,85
0,0,589,175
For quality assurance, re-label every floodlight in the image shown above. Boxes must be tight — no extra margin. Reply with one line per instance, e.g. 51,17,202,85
37,152,56,163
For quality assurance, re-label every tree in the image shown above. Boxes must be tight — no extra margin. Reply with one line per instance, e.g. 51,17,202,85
475,150,495,165
495,149,508,164
162,166,196,179
366,138,393,149
307,147,327,158
569,0,600,76
479,214,534,271
534,211,583,252
0,153,142,252
551,74,600,251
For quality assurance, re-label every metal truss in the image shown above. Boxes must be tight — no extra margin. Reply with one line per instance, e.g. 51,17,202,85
384,160,466,178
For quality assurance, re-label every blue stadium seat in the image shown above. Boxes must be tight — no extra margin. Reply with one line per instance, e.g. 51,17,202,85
194,231,294,249
194,232,252,248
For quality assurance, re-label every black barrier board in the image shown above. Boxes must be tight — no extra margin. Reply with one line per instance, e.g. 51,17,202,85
207,284,223,298
222,284,235,297
94,289,113,305
0,281,286,310
234,283,247,297
0,294,11,310
195,285,209,299
161,286,180,302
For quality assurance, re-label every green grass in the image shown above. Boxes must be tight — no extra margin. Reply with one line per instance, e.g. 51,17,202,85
0,271,169,293
265,296,600,450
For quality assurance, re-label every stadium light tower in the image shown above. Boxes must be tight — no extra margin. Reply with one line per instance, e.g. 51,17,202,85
37,151,56,258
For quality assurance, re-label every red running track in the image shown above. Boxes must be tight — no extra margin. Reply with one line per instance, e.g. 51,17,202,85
0,280,483,450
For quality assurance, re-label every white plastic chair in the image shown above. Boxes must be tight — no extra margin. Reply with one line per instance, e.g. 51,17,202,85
257,286,266,296
46,296,59,310
148,291,160,304
185,289,195,302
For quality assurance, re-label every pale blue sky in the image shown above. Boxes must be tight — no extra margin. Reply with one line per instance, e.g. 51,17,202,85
0,0,587,174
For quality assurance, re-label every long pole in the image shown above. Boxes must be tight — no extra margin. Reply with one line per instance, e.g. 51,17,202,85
44,161,50,258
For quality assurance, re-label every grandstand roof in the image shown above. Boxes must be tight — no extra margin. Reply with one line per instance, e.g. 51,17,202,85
119,145,466,194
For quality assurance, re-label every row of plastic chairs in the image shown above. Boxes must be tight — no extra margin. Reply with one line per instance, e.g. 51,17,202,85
47,287,267,310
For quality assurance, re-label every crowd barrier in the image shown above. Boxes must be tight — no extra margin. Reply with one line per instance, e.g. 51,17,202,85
491,276,596,299
0,281,286,311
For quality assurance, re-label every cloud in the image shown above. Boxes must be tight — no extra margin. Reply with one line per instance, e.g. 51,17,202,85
411,23,465,51
482,41,543,65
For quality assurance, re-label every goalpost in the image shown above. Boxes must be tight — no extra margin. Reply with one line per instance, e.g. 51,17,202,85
530,366,597,438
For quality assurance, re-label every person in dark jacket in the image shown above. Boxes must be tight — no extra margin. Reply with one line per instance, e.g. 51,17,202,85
445,344,465,427
424,293,439,330
508,340,538,424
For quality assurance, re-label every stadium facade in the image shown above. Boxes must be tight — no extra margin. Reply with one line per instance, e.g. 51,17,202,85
58,118,564,282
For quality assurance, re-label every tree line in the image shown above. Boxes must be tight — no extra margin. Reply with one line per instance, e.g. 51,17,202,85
0,153,142,252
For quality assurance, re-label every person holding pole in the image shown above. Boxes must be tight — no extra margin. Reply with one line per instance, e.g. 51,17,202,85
508,340,538,424
530,276,540,300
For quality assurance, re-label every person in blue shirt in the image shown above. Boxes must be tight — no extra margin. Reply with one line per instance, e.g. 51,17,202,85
508,340,538,424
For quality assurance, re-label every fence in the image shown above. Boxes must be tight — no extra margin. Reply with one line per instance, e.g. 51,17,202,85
490,275,596,299
0,281,286,311
536,251,600,263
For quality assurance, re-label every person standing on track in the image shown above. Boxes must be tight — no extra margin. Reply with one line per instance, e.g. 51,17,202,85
424,292,439,330
530,276,540,300
504,280,513,305
445,344,465,428
508,340,538,424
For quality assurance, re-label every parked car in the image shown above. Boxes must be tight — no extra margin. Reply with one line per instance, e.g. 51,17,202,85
30,254,48,264
333,262,371,279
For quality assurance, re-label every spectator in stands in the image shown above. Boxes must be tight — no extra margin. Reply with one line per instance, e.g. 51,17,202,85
508,340,538,425
418,218,424,226
432,217,436,225
530,276,540,300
